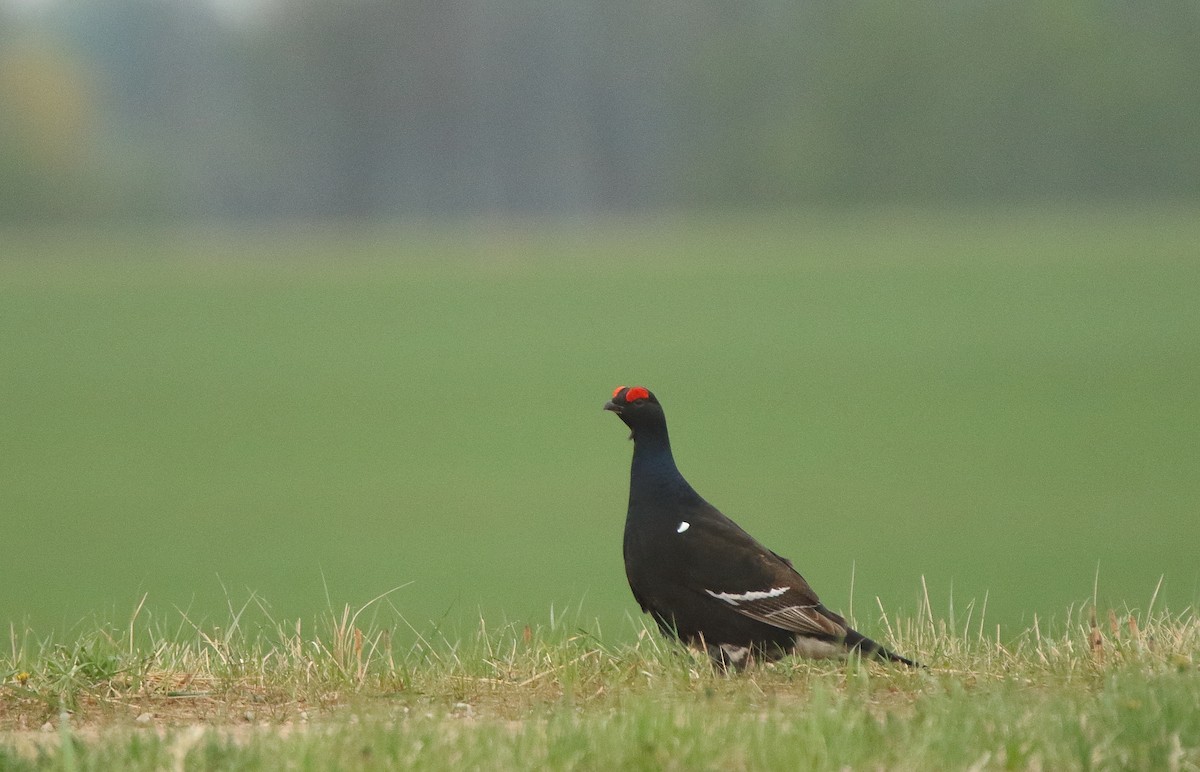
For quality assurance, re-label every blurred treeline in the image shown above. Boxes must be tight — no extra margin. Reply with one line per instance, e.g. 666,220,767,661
2,0,1199,221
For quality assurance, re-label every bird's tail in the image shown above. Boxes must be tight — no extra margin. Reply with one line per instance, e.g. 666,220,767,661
845,629,922,668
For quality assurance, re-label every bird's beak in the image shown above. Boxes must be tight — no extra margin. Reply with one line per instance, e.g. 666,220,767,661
604,400,633,439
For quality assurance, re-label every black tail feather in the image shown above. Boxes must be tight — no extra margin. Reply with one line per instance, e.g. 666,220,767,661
845,628,922,668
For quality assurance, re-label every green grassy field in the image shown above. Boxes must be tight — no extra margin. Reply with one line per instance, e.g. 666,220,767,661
1,601,1197,769
2,206,1199,645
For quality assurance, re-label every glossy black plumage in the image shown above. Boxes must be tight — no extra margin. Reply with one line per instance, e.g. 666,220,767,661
605,386,918,669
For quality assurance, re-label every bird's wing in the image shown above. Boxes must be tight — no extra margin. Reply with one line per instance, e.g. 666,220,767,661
683,508,849,640
703,584,846,639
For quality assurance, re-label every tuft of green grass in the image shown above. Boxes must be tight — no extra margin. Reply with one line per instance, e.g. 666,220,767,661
2,592,1198,770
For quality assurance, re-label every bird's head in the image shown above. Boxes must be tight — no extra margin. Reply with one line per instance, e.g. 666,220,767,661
604,385,665,439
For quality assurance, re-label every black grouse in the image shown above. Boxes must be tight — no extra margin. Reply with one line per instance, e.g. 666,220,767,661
605,385,918,669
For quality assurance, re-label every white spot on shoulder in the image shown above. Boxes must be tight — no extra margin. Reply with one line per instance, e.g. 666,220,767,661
676,521,690,533
705,587,789,605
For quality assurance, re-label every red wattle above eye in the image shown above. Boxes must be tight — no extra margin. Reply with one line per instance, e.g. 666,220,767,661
612,385,628,398
625,386,650,402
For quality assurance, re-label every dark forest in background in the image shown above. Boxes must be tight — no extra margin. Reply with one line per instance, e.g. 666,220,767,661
3,0,1198,220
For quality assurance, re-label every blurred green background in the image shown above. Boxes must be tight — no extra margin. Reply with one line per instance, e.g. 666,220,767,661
2,1,1199,640
4,211,1198,639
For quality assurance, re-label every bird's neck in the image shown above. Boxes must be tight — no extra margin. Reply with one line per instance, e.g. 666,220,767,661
628,428,694,508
